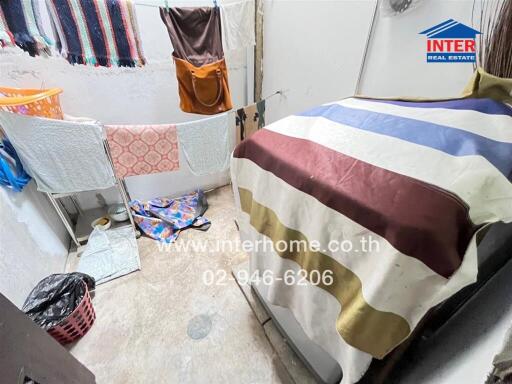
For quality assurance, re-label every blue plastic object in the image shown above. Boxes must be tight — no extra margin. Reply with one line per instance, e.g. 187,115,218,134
0,139,31,192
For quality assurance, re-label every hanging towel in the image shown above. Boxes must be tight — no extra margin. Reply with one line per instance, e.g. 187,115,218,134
220,0,255,51
46,0,145,67
160,6,223,67
235,99,265,145
0,0,52,56
105,124,180,179
0,111,115,194
177,113,233,176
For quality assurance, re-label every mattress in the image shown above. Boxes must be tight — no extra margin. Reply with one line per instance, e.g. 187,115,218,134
231,97,512,383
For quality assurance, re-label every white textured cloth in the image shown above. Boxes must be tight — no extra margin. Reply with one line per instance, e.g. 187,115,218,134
177,112,233,176
220,0,255,51
0,111,115,193
77,226,140,285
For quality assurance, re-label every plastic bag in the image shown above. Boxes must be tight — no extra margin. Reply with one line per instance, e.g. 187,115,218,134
22,273,95,330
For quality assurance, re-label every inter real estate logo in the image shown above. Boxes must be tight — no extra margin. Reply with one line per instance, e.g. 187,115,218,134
419,19,481,63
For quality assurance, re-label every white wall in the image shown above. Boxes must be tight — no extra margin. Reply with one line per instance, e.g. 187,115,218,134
0,182,69,307
261,0,484,124
262,0,377,123
359,0,478,98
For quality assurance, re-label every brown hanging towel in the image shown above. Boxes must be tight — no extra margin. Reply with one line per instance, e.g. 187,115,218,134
160,7,233,115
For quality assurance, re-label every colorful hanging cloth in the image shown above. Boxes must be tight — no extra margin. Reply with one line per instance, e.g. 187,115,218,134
46,0,145,67
0,138,31,193
0,1,52,55
0,8,15,47
235,99,266,145
129,190,211,243
105,124,180,179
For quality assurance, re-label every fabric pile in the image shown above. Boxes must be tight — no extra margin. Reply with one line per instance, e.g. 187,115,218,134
46,0,145,67
0,0,52,55
105,124,180,179
130,190,210,243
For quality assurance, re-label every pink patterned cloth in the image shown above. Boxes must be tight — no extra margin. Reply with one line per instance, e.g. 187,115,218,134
106,124,180,179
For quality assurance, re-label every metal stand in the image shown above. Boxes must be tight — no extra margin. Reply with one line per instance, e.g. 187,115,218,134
47,139,137,249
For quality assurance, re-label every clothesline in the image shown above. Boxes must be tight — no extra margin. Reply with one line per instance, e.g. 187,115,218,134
262,90,284,101
133,0,232,8
134,0,252,7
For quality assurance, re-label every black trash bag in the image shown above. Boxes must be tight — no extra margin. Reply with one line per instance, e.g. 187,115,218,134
22,273,95,330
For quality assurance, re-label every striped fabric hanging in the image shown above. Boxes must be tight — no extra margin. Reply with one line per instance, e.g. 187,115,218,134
0,9,16,48
0,1,52,55
46,0,145,67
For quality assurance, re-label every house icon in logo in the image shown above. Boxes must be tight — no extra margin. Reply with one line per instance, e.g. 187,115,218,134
419,19,481,63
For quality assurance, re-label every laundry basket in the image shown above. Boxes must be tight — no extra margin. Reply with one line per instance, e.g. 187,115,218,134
0,87,63,119
47,282,96,345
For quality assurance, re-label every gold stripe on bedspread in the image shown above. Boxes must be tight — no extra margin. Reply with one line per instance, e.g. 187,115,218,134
239,187,411,358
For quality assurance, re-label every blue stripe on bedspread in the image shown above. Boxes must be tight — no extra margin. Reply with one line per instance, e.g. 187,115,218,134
367,98,512,116
299,104,512,179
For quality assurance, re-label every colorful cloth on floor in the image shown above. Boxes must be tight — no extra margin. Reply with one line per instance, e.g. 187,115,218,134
235,100,265,145
0,1,52,55
46,0,145,67
0,111,115,193
177,113,233,176
129,190,210,243
105,124,180,179
220,0,255,51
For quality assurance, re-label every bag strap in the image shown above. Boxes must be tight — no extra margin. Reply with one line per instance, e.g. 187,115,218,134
191,68,224,108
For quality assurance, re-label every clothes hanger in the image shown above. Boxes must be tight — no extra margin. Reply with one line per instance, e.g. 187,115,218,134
213,0,218,7
164,0,169,11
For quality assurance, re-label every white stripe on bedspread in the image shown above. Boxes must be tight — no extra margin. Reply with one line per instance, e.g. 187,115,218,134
337,98,512,143
240,220,373,384
265,116,512,224
233,158,479,327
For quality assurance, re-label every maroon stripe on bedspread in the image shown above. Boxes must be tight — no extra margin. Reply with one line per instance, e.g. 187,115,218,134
233,129,477,278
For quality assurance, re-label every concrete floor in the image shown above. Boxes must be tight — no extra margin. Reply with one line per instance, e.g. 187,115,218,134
67,186,290,384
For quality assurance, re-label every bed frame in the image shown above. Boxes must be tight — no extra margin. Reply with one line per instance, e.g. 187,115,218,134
252,221,512,383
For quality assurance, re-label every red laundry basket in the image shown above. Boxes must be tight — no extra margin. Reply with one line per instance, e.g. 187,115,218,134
47,282,96,345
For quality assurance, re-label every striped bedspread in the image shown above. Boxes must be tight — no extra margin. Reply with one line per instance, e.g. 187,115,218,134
231,97,512,383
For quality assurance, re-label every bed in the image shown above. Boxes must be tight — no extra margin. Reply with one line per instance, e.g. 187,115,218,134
231,96,512,383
